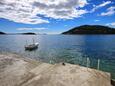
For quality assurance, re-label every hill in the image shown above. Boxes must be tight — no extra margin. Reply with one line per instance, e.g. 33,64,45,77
62,25,115,34
21,32,36,35
0,31,6,34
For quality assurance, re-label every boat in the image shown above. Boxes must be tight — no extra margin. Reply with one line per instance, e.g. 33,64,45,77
25,39,39,50
25,43,39,50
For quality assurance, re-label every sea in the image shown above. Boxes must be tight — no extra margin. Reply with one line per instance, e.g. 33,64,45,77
0,34,115,79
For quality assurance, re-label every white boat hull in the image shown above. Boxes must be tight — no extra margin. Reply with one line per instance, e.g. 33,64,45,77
25,43,39,50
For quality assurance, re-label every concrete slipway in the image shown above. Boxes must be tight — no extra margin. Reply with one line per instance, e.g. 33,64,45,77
0,53,111,86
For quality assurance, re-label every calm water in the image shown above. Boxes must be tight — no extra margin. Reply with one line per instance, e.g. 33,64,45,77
0,35,115,79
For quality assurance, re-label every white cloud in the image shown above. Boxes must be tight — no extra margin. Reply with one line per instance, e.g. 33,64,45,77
106,22,115,27
0,0,88,24
17,27,46,31
91,1,112,12
94,20,100,22
100,6,115,16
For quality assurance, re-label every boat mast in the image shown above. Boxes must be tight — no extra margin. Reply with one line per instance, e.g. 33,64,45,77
25,40,28,46
32,38,35,44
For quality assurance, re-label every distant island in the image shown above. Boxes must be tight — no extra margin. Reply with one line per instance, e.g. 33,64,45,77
0,31,6,34
62,25,115,34
21,32,36,35
0,32,36,35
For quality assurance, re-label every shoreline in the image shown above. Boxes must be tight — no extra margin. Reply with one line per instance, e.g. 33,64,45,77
0,53,112,86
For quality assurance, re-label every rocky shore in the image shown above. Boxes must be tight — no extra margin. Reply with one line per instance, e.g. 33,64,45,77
0,53,111,86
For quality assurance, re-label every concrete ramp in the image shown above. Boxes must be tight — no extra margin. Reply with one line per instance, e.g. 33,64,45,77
22,63,111,86
0,54,111,86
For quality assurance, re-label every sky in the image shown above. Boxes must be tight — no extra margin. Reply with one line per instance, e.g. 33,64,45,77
0,0,115,34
